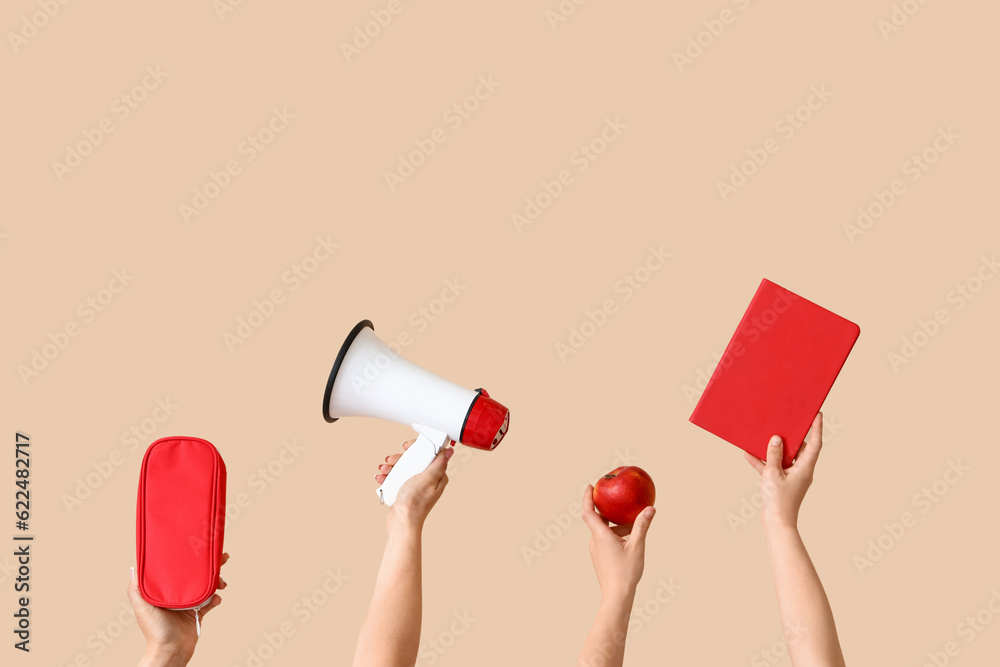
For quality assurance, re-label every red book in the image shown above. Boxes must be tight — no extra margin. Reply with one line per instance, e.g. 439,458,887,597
689,279,860,468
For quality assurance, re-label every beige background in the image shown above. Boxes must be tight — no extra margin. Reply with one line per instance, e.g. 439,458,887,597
3,1,999,665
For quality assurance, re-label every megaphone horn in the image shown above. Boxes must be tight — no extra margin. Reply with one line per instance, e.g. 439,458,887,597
322,320,510,506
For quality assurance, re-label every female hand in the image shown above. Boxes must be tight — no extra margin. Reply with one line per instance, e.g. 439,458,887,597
375,439,453,530
744,412,824,529
129,553,228,667
581,485,655,602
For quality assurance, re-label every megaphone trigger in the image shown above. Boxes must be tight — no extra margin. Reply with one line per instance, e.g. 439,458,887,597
412,424,451,455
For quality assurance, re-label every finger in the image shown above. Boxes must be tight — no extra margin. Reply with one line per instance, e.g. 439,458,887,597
581,484,610,525
218,577,227,590
198,594,222,619
765,435,784,471
581,485,610,535
380,440,441,482
744,450,765,475
611,524,633,538
422,446,451,482
625,506,655,553
794,412,824,472
221,553,230,566
127,567,139,595
126,568,149,610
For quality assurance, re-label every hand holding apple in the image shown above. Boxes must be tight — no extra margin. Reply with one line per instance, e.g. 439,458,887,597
592,466,656,526
581,483,655,602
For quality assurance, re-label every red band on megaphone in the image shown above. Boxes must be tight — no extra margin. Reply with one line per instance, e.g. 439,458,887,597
460,390,509,451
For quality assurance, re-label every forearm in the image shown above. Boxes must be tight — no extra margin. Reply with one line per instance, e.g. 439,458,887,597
763,521,846,667
353,519,424,667
578,591,635,667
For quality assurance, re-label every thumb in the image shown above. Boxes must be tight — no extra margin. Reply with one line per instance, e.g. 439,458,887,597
127,567,148,609
765,435,784,471
128,567,139,594
626,506,655,553
423,446,453,481
198,593,223,619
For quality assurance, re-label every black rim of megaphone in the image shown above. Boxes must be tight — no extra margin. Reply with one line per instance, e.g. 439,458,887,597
322,319,375,423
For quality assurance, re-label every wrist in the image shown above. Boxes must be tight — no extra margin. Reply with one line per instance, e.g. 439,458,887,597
140,643,189,667
600,586,637,611
386,510,424,537
762,514,799,536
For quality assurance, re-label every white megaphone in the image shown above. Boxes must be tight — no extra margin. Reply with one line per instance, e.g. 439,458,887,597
322,320,510,506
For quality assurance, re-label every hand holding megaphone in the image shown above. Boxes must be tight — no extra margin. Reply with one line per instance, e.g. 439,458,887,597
322,321,510,506
375,424,451,506
376,435,454,515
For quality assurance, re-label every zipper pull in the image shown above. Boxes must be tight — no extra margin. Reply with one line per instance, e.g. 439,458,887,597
194,607,201,637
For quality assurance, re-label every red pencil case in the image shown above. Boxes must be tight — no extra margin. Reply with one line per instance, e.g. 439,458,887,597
136,436,226,614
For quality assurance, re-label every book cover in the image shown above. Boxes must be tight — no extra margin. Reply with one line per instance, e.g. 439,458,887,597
689,279,861,467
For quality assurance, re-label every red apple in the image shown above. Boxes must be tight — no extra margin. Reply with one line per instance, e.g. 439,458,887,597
592,466,655,525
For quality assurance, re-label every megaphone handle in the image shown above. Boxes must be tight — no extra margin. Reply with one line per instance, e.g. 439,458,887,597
376,428,448,506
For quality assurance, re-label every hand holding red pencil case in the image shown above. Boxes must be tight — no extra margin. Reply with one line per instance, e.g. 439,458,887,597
136,436,226,635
